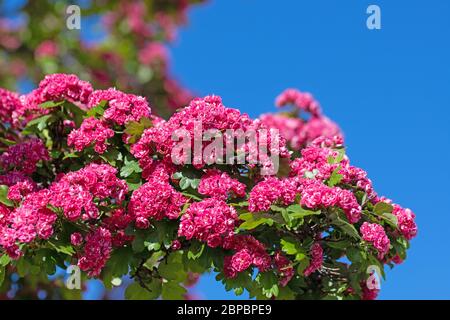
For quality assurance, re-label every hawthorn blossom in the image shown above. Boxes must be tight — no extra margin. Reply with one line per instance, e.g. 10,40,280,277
392,204,418,240
77,227,112,277
304,242,324,276
0,139,49,175
198,169,246,200
274,252,295,286
50,163,128,221
88,88,151,125
360,222,390,258
67,117,115,154
275,88,321,117
128,173,186,228
178,198,238,248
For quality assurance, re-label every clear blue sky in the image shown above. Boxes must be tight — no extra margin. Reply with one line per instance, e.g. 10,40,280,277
169,0,450,299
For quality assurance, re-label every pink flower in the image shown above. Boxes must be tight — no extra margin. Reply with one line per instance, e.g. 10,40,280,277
392,204,418,240
68,117,115,154
70,232,84,246
50,164,128,221
360,222,390,258
275,88,321,117
0,139,49,175
231,249,253,272
77,227,112,277
0,88,23,127
88,88,151,125
178,198,238,248
198,169,246,200
248,177,297,212
7,180,37,201
128,173,186,228
34,73,93,105
274,252,294,286
304,242,323,276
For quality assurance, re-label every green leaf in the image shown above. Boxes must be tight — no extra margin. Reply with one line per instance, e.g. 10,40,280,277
258,272,279,298
179,177,190,190
327,166,343,187
16,258,30,277
0,266,4,287
325,240,352,250
25,114,53,131
374,202,393,215
39,101,64,109
161,281,187,300
85,101,106,118
125,281,161,300
286,205,321,219
381,212,398,227
47,240,75,256
63,152,79,160
124,117,153,144
0,137,16,146
238,212,271,230
120,157,142,178
0,185,14,207
347,247,364,263
0,254,11,267
187,242,205,260
159,261,185,281
332,215,362,240
280,238,298,255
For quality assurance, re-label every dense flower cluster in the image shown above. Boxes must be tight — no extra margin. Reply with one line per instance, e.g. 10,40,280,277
198,170,246,200
304,243,324,276
77,227,112,277
28,73,93,106
131,95,289,170
50,163,128,220
128,172,186,229
223,235,272,278
178,198,238,248
67,117,115,154
0,139,49,174
0,189,56,258
0,88,22,127
360,222,391,258
260,89,342,149
87,88,151,125
0,74,417,300
276,88,321,116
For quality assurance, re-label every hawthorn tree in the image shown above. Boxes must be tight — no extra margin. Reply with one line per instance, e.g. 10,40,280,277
0,74,417,300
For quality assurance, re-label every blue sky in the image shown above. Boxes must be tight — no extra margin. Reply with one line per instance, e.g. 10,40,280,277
169,0,450,299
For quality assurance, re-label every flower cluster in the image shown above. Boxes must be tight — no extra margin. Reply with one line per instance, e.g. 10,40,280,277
0,88,22,127
29,73,93,106
360,222,391,258
198,170,246,200
178,198,238,248
50,163,128,220
0,139,49,174
88,88,151,125
128,172,186,229
276,88,321,116
304,243,324,276
67,117,115,154
0,189,56,258
248,177,296,212
77,227,112,277
131,95,289,170
223,235,272,278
